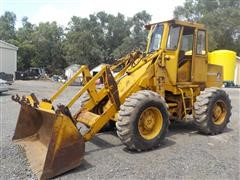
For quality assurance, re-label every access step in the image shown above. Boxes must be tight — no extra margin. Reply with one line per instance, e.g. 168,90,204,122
76,111,100,127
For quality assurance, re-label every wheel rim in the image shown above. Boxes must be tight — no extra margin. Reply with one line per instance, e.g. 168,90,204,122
138,107,163,140
212,100,227,125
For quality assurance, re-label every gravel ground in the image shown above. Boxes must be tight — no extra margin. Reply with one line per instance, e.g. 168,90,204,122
0,80,239,180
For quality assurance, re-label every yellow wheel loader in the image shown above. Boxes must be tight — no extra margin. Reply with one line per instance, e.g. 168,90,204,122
12,20,232,179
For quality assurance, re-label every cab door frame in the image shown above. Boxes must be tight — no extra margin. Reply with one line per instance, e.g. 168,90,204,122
191,28,208,82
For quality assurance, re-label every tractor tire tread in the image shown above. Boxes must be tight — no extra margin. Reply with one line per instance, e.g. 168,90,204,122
194,88,231,135
116,90,169,151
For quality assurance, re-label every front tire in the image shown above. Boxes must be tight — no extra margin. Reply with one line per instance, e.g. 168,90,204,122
116,90,169,151
194,88,232,135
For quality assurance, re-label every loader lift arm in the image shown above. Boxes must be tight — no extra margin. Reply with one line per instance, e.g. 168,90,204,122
40,51,144,141
53,65,121,141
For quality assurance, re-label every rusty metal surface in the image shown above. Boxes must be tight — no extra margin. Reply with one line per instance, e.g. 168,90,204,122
12,104,43,139
12,95,85,179
41,111,85,179
104,66,121,110
30,93,40,106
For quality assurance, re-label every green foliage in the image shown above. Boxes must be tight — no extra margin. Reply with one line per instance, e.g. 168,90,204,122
0,11,16,41
30,22,66,73
64,11,151,67
0,10,151,72
64,15,105,68
113,10,151,58
1,5,239,74
15,17,35,71
174,0,240,55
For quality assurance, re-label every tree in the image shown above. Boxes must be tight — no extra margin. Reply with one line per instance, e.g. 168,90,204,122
104,13,131,55
64,11,151,66
64,16,105,68
174,0,240,54
112,10,151,58
64,12,132,66
0,11,16,41
31,22,66,74
0,10,153,72
15,17,35,70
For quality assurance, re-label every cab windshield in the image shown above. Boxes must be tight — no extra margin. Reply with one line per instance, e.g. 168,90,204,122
148,24,163,52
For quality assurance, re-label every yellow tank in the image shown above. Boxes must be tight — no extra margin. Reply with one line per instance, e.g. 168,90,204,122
208,50,236,81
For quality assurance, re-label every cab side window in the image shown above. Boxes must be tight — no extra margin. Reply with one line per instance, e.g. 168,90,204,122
197,30,206,55
181,34,193,53
178,27,194,67
180,27,194,55
167,25,181,50
149,25,164,52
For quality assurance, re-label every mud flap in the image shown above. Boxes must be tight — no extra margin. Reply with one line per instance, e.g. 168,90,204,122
12,104,85,179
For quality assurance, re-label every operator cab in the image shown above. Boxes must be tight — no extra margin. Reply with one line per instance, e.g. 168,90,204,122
146,20,208,84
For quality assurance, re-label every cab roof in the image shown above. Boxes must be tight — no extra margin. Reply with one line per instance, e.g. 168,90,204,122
145,19,206,30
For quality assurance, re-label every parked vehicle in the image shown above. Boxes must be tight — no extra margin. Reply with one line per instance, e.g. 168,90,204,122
15,67,46,80
0,72,14,84
51,75,66,83
0,79,9,93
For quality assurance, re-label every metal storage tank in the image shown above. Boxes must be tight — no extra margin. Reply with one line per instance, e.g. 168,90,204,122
208,50,236,83
0,40,18,77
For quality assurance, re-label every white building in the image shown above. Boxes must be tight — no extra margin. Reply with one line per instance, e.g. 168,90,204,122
65,64,82,85
0,40,18,76
235,56,240,86
65,64,81,80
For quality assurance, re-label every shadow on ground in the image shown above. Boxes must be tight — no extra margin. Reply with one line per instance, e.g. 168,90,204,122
53,159,94,179
0,92,11,96
47,119,235,179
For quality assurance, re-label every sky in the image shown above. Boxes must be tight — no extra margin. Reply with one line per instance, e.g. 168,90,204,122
0,0,184,28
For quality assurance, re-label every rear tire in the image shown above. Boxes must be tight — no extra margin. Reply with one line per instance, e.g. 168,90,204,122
116,90,169,151
194,88,232,135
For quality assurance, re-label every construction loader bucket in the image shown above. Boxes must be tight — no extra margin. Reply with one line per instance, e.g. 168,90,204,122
12,103,85,179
